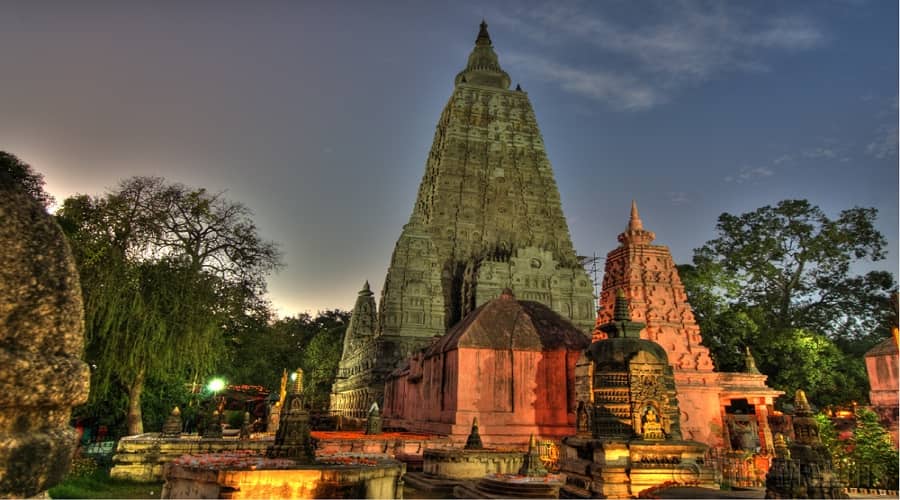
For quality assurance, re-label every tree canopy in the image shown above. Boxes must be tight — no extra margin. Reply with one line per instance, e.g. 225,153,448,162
682,199,895,406
222,310,348,411
58,177,281,434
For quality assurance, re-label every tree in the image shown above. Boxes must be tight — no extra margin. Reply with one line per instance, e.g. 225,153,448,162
0,151,54,207
683,200,896,405
848,408,899,489
222,310,348,409
58,177,281,434
695,200,893,340
300,311,348,410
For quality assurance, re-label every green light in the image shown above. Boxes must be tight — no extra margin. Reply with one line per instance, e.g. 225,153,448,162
207,378,226,393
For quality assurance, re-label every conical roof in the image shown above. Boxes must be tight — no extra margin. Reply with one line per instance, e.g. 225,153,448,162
455,20,511,89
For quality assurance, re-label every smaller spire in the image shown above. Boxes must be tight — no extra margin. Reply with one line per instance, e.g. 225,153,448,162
795,389,811,415
745,346,761,374
773,433,790,459
613,289,631,322
518,433,548,477
465,417,484,449
515,83,522,91
628,200,644,231
360,280,372,295
290,368,304,395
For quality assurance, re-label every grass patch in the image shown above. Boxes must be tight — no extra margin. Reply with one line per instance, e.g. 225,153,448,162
49,469,163,499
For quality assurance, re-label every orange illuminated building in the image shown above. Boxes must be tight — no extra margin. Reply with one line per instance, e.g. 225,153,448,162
864,328,899,447
593,202,782,454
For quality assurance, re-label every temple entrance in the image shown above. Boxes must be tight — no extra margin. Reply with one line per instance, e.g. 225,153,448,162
725,398,761,453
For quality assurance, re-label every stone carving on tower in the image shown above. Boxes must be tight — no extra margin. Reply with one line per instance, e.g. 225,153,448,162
331,21,594,418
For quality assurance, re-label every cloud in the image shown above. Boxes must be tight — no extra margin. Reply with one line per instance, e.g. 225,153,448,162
746,16,825,50
505,53,662,111
725,165,774,183
489,1,825,109
669,191,690,204
772,154,793,165
802,147,837,159
865,125,898,159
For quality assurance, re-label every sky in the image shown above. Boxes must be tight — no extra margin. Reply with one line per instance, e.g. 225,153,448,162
2,0,897,318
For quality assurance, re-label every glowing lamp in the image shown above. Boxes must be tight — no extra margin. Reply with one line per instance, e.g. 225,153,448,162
207,378,226,393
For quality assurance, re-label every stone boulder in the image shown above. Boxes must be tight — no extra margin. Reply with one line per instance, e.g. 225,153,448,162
0,187,90,497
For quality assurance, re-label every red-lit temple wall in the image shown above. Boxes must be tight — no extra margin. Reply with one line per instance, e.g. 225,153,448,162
384,347,580,445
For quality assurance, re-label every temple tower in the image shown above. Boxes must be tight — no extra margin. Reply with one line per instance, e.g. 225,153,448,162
332,21,595,417
595,202,781,453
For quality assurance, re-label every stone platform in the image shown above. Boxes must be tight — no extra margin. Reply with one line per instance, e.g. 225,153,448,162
111,430,445,481
458,473,564,498
313,430,447,472
423,448,524,479
162,454,405,499
110,434,271,482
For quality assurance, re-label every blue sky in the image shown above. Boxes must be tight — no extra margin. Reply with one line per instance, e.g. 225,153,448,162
2,0,896,316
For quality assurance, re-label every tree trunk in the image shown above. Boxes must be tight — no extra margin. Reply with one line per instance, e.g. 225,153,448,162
126,368,145,435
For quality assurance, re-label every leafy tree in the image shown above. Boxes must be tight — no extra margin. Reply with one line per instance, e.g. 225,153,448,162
0,151,54,207
683,200,895,406
300,314,348,410
58,177,281,434
222,309,348,410
695,199,893,340
848,408,898,488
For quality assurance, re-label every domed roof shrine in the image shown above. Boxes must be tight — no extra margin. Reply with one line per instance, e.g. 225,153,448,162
383,288,590,444
331,21,595,419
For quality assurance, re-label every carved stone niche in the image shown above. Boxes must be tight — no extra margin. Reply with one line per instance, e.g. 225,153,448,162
0,188,91,497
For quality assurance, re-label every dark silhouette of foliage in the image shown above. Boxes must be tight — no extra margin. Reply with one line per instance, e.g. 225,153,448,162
0,151,54,207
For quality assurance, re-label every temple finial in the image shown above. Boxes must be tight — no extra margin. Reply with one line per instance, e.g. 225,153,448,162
618,200,655,246
629,200,644,231
455,20,510,89
476,19,491,46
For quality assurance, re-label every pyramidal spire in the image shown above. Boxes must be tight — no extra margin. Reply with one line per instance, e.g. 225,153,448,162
455,19,511,89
